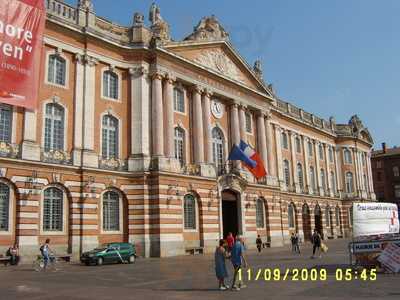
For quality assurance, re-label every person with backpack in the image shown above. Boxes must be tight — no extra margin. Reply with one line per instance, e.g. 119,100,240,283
311,229,322,258
256,235,262,253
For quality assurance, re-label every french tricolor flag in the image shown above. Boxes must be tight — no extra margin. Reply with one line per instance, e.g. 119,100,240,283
228,140,267,179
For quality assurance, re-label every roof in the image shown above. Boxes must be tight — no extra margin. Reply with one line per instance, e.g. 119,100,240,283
372,147,400,158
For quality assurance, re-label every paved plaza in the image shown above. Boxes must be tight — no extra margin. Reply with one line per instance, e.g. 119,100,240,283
1,239,400,300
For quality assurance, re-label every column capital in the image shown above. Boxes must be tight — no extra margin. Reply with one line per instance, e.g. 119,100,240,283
203,88,213,98
74,54,85,65
150,71,164,81
164,72,176,84
129,66,148,78
81,55,98,67
190,84,203,95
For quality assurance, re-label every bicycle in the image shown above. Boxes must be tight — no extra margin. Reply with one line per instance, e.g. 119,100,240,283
32,254,59,272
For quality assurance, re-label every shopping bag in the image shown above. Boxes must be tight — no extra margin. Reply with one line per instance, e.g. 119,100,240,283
321,243,328,253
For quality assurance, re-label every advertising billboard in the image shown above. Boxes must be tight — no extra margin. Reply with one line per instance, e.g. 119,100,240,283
0,0,45,109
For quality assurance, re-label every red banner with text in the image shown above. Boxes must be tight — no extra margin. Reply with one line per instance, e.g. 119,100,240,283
0,0,45,109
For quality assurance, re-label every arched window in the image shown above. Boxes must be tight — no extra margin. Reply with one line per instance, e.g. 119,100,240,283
245,112,252,133
330,171,336,194
296,137,301,153
43,187,63,232
102,115,119,159
256,198,265,228
309,166,316,192
174,127,185,166
344,149,352,164
363,174,369,192
346,172,354,193
393,166,400,177
281,132,288,149
0,104,12,143
44,103,65,152
0,183,10,231
297,163,304,190
320,169,326,192
184,194,196,230
103,70,119,99
328,146,334,163
173,87,185,113
283,160,290,187
212,127,225,175
325,206,331,227
103,191,120,231
288,203,295,228
335,206,341,227
319,144,324,160
48,54,66,86
308,140,313,157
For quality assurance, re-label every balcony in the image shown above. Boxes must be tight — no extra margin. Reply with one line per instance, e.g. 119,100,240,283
0,142,20,159
99,157,128,171
41,150,72,165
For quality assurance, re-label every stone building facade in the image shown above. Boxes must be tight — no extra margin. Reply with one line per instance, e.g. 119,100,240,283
0,0,376,258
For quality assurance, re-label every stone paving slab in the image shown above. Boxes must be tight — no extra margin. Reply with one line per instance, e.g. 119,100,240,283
1,239,400,300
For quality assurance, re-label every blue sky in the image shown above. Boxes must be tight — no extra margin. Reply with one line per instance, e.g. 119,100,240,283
68,0,399,148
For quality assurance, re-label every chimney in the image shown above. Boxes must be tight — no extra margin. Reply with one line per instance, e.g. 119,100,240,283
382,142,386,153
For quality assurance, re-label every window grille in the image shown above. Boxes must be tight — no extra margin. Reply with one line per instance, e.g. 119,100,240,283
103,191,120,231
0,183,10,231
184,194,196,230
44,103,65,152
43,188,63,231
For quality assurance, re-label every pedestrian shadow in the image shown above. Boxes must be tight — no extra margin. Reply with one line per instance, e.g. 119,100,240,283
155,288,222,292
309,264,352,273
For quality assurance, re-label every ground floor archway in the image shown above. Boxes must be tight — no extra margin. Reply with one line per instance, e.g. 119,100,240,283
221,190,239,238
302,204,312,241
314,205,323,237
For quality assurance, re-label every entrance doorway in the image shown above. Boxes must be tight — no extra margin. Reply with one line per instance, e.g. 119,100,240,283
314,205,323,237
221,190,239,238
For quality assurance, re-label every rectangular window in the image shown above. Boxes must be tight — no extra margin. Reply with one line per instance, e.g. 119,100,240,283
245,112,252,133
173,88,185,113
395,186,400,199
0,105,12,143
308,142,313,157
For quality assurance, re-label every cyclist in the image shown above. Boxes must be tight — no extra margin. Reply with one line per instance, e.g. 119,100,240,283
40,238,52,269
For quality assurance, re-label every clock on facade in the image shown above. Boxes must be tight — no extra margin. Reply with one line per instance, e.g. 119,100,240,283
211,100,223,119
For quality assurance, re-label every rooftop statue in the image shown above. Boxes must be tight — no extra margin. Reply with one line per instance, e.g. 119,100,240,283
185,15,229,41
78,0,93,11
149,2,170,41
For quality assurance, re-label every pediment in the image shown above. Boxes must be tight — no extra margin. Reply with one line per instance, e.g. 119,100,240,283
163,42,272,96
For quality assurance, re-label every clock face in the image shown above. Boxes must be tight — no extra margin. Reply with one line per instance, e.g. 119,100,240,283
211,100,223,119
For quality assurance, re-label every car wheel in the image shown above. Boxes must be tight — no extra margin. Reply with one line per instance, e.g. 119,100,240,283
85,262,90,266
128,255,136,264
97,257,104,266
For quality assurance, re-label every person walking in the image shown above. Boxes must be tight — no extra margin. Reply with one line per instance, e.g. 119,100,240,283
215,239,229,290
294,232,300,254
40,239,52,269
311,229,322,258
256,235,262,253
290,233,296,253
231,235,248,291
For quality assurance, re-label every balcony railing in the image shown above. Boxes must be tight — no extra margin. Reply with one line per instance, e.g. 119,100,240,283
42,150,72,165
99,157,128,171
0,142,20,159
46,0,77,23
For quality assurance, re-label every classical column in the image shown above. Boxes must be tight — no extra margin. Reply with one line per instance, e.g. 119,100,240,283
324,144,332,197
230,103,240,145
366,151,376,198
289,131,299,192
192,85,204,164
302,136,310,193
151,72,164,156
352,148,361,195
334,146,342,196
128,65,151,171
256,111,268,171
265,112,277,178
238,105,246,142
313,140,322,195
203,90,213,164
82,55,98,168
163,75,175,158
72,54,85,166
274,124,284,186
21,109,40,161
